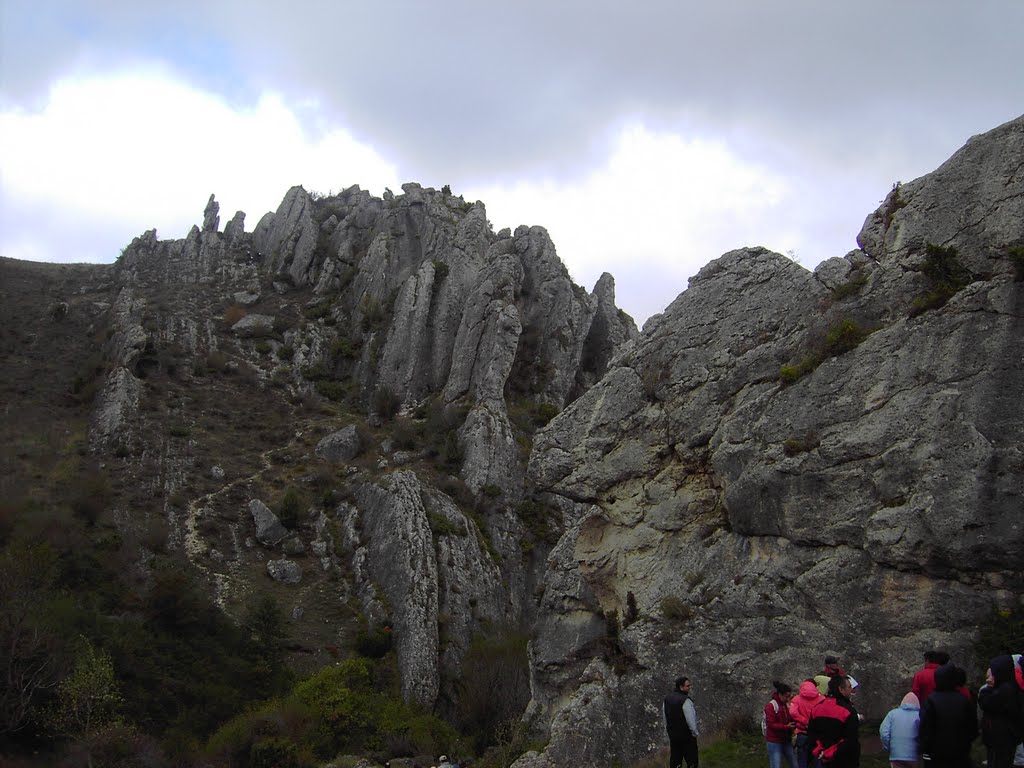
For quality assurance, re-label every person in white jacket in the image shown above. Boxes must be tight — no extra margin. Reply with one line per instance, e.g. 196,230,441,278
879,691,920,768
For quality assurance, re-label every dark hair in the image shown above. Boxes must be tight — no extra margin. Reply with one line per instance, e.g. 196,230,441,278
772,681,793,695
934,651,950,665
675,676,690,689
827,674,850,697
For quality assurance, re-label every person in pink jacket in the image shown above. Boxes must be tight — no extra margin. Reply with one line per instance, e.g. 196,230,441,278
790,679,825,768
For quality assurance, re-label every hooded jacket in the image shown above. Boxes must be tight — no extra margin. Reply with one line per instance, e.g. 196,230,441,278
790,681,825,735
978,654,1023,754
807,691,860,768
919,663,978,764
880,692,920,762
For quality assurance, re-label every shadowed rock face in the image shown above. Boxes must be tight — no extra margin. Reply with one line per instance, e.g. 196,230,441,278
522,115,1024,768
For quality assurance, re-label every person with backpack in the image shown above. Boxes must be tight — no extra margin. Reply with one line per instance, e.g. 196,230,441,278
978,655,1024,768
879,691,920,768
791,680,825,768
664,676,699,768
807,675,861,767
764,681,798,768
919,662,977,768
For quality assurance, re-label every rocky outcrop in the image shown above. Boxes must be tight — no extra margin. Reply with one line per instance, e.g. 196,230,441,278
521,115,1024,768
315,425,362,462
250,499,288,546
341,471,511,708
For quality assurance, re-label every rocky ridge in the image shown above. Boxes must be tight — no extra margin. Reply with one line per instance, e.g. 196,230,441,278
76,181,638,713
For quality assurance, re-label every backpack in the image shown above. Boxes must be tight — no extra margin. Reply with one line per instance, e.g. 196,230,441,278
812,738,844,765
760,699,779,737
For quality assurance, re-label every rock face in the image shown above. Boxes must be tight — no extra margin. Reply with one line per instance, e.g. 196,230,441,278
70,179,636,721
521,115,1024,767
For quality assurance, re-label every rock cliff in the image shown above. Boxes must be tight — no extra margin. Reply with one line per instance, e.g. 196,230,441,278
521,115,1024,766
59,180,637,712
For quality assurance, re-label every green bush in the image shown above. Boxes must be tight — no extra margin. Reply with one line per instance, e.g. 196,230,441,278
660,595,692,622
1006,245,1024,281
315,380,348,402
910,243,972,316
823,318,869,356
277,488,305,529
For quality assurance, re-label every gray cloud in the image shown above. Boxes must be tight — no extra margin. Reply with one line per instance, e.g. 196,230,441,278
7,1,1021,186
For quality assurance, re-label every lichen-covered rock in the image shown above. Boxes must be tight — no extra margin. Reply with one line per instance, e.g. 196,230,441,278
315,425,362,462
266,558,302,584
250,499,288,546
524,115,1024,768
230,313,276,338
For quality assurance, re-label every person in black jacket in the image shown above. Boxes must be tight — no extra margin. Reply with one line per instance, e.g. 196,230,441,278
807,675,861,767
664,676,699,768
978,655,1023,768
919,663,978,768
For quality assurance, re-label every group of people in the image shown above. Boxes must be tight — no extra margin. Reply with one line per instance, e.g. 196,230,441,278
663,652,1024,768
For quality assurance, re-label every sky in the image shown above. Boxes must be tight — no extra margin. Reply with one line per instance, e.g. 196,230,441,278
1,2,1022,327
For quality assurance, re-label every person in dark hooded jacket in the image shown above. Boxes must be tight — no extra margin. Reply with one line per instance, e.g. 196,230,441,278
978,654,1024,768
919,663,978,767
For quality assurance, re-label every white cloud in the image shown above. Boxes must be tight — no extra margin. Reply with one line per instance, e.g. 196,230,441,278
0,70,400,260
465,124,808,324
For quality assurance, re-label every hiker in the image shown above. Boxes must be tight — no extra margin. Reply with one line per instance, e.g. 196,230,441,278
807,675,861,768
815,656,847,695
912,650,950,703
978,655,1024,768
790,679,825,768
879,691,920,768
664,676,699,768
764,681,798,768
919,662,977,768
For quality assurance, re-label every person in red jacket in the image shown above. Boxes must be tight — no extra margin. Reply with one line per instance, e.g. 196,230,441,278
912,650,950,703
807,675,861,768
790,679,825,768
764,681,798,768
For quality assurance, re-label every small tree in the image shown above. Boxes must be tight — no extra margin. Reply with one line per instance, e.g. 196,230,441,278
47,637,124,738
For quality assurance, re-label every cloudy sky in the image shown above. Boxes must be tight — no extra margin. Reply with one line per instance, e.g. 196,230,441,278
2,1,1021,326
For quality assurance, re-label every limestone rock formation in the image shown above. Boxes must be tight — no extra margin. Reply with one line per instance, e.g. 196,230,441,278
520,115,1024,768
315,425,362,462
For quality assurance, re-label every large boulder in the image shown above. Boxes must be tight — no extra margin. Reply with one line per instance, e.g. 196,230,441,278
523,115,1024,768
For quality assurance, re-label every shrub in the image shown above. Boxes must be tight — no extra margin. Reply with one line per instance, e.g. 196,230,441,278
1006,245,1024,281
331,335,360,359
254,340,273,356
455,628,530,753
660,595,692,622
823,318,869,356
881,181,908,229
277,488,305,529
315,380,348,402
304,299,333,321
910,243,972,316
373,387,402,420
277,344,295,361
223,305,247,325
783,431,820,456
